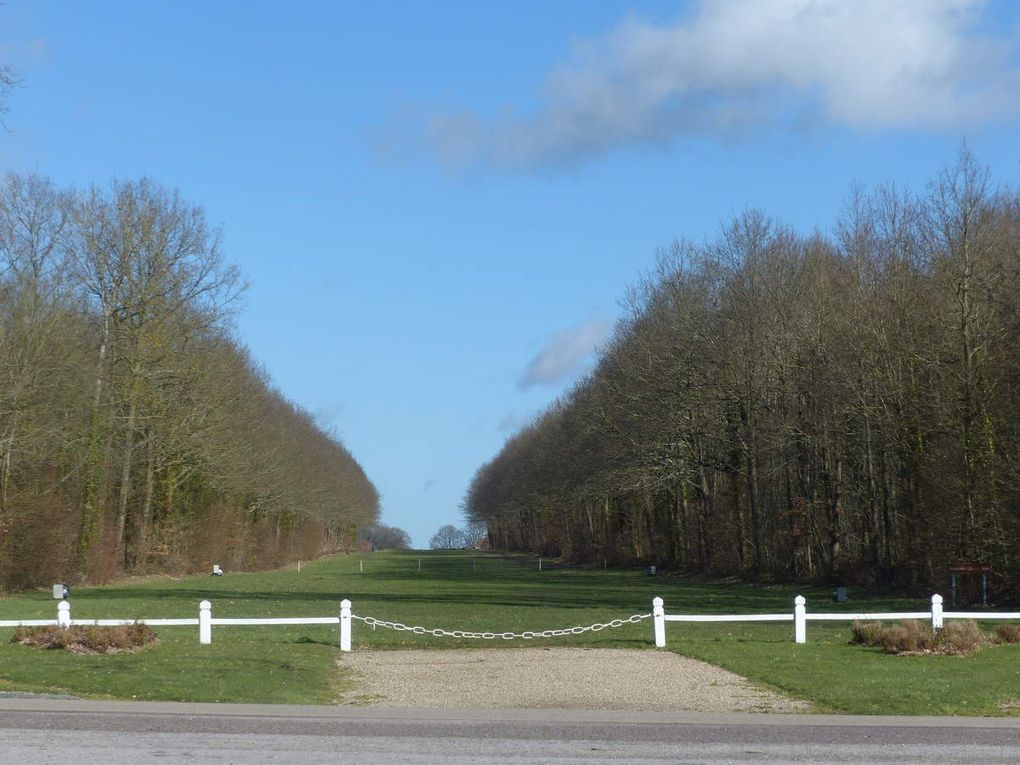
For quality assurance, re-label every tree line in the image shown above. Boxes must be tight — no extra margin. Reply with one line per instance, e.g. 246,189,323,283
359,523,412,551
0,173,379,588
466,152,1020,600
430,522,486,550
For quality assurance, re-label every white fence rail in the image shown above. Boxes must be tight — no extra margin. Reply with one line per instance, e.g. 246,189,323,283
4,595,1019,650
0,599,354,650
652,594,1020,646
0,600,650,651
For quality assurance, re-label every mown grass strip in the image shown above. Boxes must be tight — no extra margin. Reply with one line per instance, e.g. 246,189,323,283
0,550,1017,714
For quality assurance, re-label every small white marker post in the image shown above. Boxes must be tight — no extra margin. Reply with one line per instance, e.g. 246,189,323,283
340,599,352,652
653,597,666,647
794,595,807,644
539,557,542,572
298,561,302,572
931,594,943,630
199,600,212,644
359,560,363,574
57,600,71,628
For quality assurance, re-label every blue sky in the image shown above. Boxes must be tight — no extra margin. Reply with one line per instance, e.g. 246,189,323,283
2,1,1019,547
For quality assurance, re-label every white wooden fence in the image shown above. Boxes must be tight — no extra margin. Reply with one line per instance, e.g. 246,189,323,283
0,599,354,650
652,594,1020,646
4,595,1019,650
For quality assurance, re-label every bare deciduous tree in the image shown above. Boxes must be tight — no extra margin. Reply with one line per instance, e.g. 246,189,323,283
0,65,17,127
430,524,467,550
0,172,379,588
466,151,1020,601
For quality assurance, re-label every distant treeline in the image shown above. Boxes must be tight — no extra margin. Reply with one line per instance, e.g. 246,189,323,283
0,173,378,589
466,152,1020,599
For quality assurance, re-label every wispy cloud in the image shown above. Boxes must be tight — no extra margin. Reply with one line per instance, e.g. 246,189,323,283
426,0,1020,170
519,315,611,389
313,401,344,428
497,409,537,433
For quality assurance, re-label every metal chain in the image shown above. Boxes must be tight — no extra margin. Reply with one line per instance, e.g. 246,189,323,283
350,613,651,640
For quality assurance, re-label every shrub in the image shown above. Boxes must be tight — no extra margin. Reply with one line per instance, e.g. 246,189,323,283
850,621,883,645
852,618,986,656
936,620,983,655
12,623,158,654
994,625,1020,644
876,620,934,653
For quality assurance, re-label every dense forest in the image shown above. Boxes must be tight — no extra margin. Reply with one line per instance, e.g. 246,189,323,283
466,152,1020,600
0,173,378,589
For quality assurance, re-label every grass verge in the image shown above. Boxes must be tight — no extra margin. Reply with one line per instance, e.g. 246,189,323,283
0,550,1016,714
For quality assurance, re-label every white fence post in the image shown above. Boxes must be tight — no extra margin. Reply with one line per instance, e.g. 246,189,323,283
340,599,352,652
794,595,806,644
199,600,212,644
653,596,666,647
57,600,71,628
931,593,943,630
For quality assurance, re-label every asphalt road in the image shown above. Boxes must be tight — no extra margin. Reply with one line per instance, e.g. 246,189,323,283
1,699,1019,763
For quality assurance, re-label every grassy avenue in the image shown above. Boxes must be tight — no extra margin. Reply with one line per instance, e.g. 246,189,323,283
0,551,1017,715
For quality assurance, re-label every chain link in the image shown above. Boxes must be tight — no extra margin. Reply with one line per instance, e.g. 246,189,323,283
351,613,651,640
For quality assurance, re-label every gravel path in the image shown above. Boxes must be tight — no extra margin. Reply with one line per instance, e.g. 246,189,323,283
337,648,811,713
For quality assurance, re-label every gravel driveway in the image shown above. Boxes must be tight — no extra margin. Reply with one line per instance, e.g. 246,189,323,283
337,648,810,713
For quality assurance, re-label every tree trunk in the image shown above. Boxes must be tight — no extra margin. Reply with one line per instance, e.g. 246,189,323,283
116,400,137,568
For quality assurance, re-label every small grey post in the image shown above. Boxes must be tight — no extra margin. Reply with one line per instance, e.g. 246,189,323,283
57,600,71,628
794,595,806,644
340,599,352,652
931,593,943,630
652,596,665,647
199,600,212,644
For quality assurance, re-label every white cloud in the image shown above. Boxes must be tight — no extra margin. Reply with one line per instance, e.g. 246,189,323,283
519,315,612,389
497,409,537,433
428,0,1020,169
313,401,344,427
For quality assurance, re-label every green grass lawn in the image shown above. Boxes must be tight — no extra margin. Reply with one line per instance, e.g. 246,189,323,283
0,550,1017,714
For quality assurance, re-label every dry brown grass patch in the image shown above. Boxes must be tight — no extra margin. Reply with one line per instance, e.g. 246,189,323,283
994,624,1020,644
877,620,935,653
12,623,158,654
852,619,985,656
849,620,883,645
938,620,983,654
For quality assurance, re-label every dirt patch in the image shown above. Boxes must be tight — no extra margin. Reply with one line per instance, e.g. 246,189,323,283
337,647,811,712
